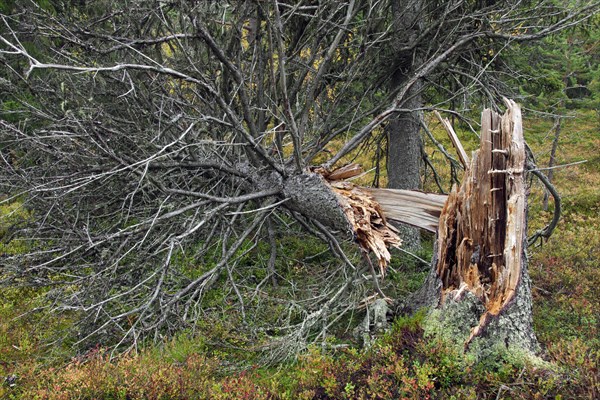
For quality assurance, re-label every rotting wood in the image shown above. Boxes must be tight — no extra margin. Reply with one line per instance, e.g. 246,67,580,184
435,99,528,344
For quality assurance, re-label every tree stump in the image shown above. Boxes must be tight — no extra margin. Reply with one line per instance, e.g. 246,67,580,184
411,99,539,355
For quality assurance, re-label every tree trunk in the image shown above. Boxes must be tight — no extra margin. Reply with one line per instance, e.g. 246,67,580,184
385,0,424,249
406,100,539,355
308,100,538,357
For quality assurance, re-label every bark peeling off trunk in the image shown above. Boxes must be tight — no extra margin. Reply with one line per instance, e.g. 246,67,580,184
435,99,537,350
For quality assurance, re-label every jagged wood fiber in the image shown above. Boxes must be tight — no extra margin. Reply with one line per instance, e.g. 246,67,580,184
329,181,402,274
314,163,449,274
435,99,529,343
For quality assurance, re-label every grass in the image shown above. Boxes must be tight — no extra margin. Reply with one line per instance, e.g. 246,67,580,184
524,110,600,399
1,109,598,399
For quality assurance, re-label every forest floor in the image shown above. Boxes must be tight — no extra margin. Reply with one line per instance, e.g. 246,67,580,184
1,109,598,399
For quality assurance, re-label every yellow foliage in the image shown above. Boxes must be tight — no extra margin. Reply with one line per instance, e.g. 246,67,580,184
160,42,174,58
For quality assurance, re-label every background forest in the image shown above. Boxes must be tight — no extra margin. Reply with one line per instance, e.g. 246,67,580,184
1,1,599,399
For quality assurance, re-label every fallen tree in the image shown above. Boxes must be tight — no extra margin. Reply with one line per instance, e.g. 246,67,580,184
0,1,573,359
0,96,542,357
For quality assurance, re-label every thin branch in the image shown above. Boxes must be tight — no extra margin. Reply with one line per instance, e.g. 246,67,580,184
527,163,562,246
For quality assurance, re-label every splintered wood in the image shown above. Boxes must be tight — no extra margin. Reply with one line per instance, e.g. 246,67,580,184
332,181,402,275
316,163,447,275
365,188,447,233
435,99,527,342
316,164,401,274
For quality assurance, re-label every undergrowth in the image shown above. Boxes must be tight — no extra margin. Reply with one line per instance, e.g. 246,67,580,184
4,311,595,399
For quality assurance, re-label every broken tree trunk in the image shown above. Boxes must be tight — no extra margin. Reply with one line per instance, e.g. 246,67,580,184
365,188,447,233
287,164,447,274
285,100,537,355
292,163,447,276
282,169,398,273
409,99,539,354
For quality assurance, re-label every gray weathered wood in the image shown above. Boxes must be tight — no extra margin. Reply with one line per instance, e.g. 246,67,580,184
365,188,447,233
